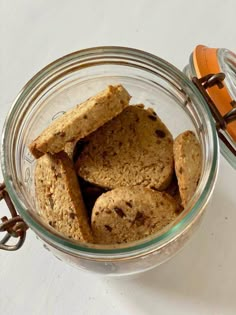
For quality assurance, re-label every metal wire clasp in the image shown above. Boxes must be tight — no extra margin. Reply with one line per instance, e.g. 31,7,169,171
0,183,28,251
192,73,236,156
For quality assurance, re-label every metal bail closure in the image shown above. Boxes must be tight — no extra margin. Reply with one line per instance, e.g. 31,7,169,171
192,45,236,168
0,183,28,251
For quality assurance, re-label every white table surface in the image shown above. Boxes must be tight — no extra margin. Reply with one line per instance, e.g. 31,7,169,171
1,1,236,314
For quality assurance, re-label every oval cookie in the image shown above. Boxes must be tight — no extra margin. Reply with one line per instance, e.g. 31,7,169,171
77,105,174,190
173,130,202,207
91,187,178,244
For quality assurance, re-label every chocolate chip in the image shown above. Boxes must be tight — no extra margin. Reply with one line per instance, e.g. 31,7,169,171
114,207,126,218
134,211,145,226
105,210,112,214
155,129,166,138
54,131,66,137
148,115,157,121
125,201,132,208
83,115,88,119
102,151,108,158
104,225,112,232
69,213,76,219
95,212,99,216
179,167,183,174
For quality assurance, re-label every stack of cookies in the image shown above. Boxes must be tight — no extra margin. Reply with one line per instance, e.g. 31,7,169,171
30,84,202,245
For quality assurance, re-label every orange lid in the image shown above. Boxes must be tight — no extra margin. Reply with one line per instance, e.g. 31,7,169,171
193,45,236,141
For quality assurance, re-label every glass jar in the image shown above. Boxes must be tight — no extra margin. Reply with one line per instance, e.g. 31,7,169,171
0,46,233,276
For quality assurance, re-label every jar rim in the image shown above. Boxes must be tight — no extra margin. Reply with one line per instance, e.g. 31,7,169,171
1,46,219,259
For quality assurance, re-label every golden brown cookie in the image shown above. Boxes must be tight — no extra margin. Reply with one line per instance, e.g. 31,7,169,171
64,141,76,160
91,187,178,244
77,105,174,191
173,130,202,207
35,152,93,242
29,85,131,158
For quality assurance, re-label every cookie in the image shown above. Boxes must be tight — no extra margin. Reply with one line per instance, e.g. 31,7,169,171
64,141,76,160
29,85,131,158
91,187,178,244
173,130,202,207
35,152,93,242
77,105,174,190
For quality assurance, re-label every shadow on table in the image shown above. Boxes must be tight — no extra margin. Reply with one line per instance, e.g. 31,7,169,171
109,187,236,314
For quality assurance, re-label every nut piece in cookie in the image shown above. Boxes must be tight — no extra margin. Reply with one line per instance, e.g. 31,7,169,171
35,152,93,242
91,187,178,244
173,130,202,207
29,85,131,158
77,105,174,191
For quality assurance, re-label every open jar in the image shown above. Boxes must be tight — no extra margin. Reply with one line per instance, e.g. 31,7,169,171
0,46,235,276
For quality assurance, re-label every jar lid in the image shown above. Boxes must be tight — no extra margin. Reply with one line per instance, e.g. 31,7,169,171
191,45,236,168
